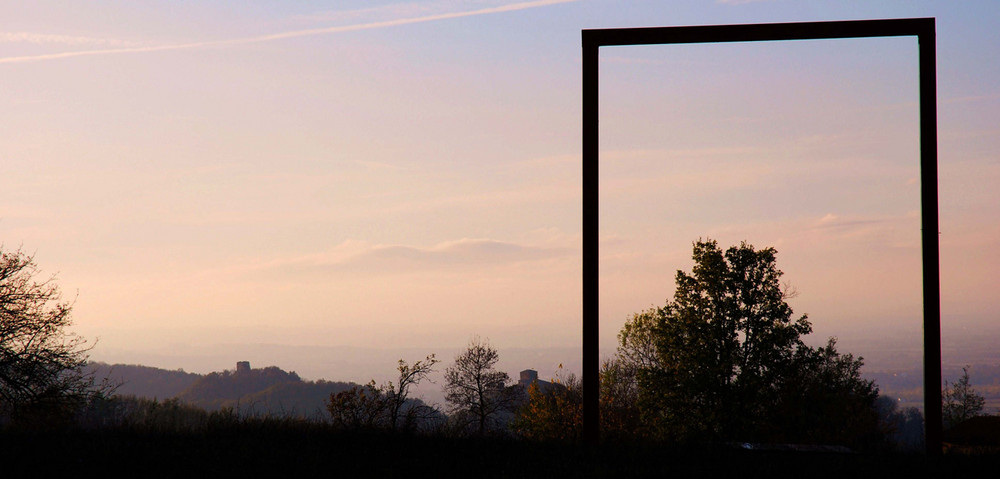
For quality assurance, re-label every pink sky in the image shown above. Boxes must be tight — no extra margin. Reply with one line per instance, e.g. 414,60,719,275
1,1,997,377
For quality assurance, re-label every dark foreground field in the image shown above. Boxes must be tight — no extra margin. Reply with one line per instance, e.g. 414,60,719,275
1,427,996,478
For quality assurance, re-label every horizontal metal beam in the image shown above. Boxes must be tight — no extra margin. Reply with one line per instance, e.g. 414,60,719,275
583,18,934,47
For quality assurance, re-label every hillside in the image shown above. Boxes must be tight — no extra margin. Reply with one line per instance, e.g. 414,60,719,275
87,361,358,418
175,365,356,417
88,362,203,399
233,380,359,418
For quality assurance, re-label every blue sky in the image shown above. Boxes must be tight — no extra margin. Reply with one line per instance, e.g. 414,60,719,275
1,1,997,376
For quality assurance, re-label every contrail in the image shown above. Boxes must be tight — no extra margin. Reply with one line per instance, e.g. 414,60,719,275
0,0,577,65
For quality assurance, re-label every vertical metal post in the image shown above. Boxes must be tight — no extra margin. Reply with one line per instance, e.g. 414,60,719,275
582,32,600,446
918,25,943,455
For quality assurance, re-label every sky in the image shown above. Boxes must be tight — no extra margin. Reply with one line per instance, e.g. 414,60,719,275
1,1,998,383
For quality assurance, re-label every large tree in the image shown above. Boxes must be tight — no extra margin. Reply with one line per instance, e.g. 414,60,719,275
0,247,100,424
632,239,879,446
443,337,520,435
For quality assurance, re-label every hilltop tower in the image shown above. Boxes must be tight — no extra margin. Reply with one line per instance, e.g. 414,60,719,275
236,361,251,375
518,369,538,387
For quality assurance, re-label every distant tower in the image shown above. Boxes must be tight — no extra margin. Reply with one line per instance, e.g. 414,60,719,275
519,369,538,387
236,361,251,374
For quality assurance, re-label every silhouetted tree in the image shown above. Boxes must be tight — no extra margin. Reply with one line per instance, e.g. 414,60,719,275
598,309,660,438
943,366,985,428
444,337,520,435
0,247,104,425
599,357,642,438
632,239,879,446
326,354,440,432
769,338,880,448
875,395,924,451
617,308,661,371
386,354,439,431
327,380,392,429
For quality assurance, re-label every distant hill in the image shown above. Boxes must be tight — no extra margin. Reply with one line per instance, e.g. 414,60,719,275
231,380,359,418
87,361,358,419
175,365,356,417
88,362,203,399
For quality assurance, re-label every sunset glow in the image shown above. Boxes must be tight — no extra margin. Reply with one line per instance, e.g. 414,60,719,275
2,1,997,384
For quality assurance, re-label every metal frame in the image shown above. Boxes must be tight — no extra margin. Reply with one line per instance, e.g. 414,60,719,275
581,18,940,453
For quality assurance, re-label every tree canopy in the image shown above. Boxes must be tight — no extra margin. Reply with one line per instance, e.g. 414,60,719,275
618,240,880,446
444,337,521,435
0,247,102,425
943,366,986,429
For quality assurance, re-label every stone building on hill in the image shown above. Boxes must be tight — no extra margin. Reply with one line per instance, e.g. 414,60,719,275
518,369,561,394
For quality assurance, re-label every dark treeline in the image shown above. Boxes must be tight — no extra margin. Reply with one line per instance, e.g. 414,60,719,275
2,241,998,473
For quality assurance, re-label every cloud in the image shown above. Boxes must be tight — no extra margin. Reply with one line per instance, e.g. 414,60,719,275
254,238,574,278
364,238,568,265
809,214,887,232
795,212,921,251
0,0,578,65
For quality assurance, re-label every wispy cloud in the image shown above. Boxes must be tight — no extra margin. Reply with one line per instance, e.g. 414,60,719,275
0,32,138,47
254,238,573,277
288,0,495,25
0,0,577,65
809,213,887,232
796,212,920,250
359,238,569,266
